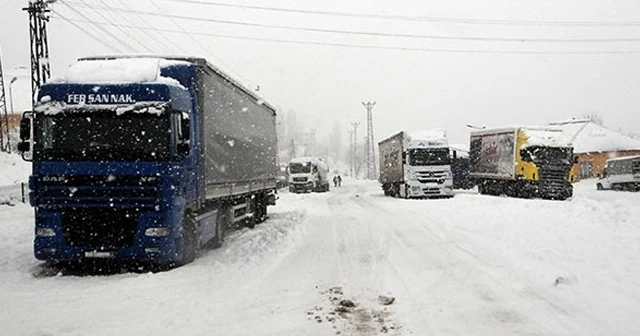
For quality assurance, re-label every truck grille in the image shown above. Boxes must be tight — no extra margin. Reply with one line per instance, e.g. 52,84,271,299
416,171,447,184
62,208,138,247
539,166,569,192
292,177,308,182
38,175,159,208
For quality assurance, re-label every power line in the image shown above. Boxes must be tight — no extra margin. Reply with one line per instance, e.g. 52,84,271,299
114,0,189,55
61,2,640,44
59,1,141,52
76,0,154,53
52,10,124,52
146,0,256,90
54,17,640,55
161,0,640,27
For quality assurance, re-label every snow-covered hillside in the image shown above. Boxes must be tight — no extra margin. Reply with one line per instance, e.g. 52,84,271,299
0,154,639,335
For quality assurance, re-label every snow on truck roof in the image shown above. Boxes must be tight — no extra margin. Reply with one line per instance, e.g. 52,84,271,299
43,56,276,113
77,56,276,113
406,129,447,141
471,126,572,148
522,128,572,148
50,58,187,88
289,157,328,169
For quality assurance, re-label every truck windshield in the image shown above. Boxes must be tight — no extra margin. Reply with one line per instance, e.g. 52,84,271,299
408,148,451,166
289,162,311,174
34,111,170,161
526,146,573,165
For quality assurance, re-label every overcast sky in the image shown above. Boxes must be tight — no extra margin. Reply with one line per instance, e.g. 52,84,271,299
2,0,640,145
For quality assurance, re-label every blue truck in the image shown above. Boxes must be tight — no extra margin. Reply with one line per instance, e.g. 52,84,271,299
18,56,278,266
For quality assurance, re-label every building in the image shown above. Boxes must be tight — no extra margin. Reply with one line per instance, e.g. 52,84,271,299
550,119,640,179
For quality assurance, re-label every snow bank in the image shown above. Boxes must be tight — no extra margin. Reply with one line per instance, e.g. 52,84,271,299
0,152,30,185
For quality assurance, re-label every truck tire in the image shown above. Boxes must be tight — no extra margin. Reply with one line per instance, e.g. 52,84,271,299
477,182,486,195
211,205,229,248
243,198,257,229
596,183,604,190
176,214,198,266
255,194,268,224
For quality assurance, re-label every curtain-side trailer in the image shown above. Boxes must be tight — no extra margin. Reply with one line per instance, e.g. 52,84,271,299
18,56,278,266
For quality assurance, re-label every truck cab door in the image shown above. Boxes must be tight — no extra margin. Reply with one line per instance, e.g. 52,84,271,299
172,111,198,206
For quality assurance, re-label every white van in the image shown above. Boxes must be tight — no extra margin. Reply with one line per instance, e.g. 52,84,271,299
596,155,640,191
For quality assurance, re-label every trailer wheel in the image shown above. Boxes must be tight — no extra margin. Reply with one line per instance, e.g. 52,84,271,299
243,198,257,229
255,195,268,224
211,205,229,248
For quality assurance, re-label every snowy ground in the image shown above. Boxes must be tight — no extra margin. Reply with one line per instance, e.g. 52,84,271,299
1,158,639,335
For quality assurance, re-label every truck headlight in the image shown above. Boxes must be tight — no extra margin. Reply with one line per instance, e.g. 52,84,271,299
145,227,171,237
36,228,56,237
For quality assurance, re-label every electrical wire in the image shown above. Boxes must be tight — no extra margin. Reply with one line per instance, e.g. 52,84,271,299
61,1,640,44
161,0,640,27
113,0,188,55
76,0,155,53
58,1,142,52
52,9,124,53
55,17,640,55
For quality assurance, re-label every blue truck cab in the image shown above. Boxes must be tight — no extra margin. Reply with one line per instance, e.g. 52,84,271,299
19,57,279,266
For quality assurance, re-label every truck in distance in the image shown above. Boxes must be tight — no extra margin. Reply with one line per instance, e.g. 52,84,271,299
17,56,279,267
378,130,454,198
288,157,330,193
469,127,575,200
596,155,640,191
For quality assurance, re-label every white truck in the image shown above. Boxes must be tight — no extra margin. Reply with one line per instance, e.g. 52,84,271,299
288,157,331,193
378,130,454,198
597,155,640,191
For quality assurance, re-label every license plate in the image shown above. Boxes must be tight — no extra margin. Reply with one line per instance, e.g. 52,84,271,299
84,251,115,258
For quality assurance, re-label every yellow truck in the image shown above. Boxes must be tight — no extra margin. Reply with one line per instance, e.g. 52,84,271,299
469,127,576,200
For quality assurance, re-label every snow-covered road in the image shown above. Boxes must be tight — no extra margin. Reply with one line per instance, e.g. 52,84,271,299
1,179,640,335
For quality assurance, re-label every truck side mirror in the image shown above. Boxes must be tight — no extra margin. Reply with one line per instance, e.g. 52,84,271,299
20,117,31,140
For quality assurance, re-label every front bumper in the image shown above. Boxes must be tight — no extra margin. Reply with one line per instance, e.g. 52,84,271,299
407,182,454,198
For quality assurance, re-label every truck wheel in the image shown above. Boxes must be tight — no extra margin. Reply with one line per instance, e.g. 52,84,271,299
211,205,229,248
382,184,391,196
176,214,198,265
255,195,268,224
243,198,257,229
596,183,604,190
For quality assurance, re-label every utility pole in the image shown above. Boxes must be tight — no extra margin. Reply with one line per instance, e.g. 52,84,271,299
362,101,376,179
23,0,54,108
350,122,359,178
0,48,9,152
